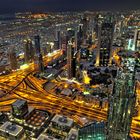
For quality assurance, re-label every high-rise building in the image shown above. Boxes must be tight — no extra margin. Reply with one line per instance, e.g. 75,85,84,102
74,31,78,52
9,46,18,70
79,121,106,140
56,30,61,49
34,35,41,54
77,24,83,48
106,56,136,140
67,28,75,41
54,40,59,50
81,15,89,39
133,29,140,52
34,35,44,72
24,39,34,63
61,34,67,53
42,46,47,56
94,14,104,38
24,40,30,63
66,28,79,79
67,41,75,79
96,17,114,66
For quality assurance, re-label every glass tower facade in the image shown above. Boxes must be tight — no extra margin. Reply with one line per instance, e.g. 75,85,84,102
79,122,106,140
107,57,136,140
34,35,44,72
96,16,114,66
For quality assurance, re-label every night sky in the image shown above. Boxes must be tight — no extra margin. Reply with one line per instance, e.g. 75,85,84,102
0,0,140,14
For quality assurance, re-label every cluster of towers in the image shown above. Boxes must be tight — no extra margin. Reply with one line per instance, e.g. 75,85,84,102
7,13,139,139
78,14,138,140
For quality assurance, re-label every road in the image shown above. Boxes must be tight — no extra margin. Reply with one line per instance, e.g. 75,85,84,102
0,50,140,139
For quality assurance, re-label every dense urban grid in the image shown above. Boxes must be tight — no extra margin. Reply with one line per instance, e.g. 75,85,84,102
0,11,140,140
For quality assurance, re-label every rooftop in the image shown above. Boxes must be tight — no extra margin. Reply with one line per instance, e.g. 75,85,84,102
51,115,73,128
12,99,27,108
0,121,23,137
37,134,59,140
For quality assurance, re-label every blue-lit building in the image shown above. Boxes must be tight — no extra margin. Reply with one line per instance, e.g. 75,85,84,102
78,122,106,140
134,29,140,52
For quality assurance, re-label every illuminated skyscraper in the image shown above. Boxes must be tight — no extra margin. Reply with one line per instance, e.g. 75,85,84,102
94,14,104,38
67,41,75,79
79,122,106,140
96,17,114,66
77,24,83,48
53,40,58,50
67,28,75,41
56,30,61,49
34,35,44,72
9,46,18,70
66,28,79,79
61,35,67,53
24,39,34,63
134,29,140,52
107,56,136,140
81,15,89,39
34,35,41,54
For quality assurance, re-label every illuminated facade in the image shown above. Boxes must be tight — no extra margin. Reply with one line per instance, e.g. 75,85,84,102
67,41,74,79
12,99,28,119
24,39,34,63
107,57,136,140
81,15,89,39
77,24,83,48
134,29,140,52
9,46,18,70
56,30,61,49
127,39,135,51
79,122,106,140
66,28,77,79
96,17,114,66
34,35,44,72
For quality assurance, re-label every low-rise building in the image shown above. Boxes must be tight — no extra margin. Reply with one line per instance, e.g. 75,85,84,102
51,115,74,133
0,121,24,140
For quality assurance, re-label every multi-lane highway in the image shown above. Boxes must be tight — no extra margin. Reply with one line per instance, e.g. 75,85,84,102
0,50,140,139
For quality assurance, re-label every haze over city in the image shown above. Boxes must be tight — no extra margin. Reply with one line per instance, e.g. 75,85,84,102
0,0,140,14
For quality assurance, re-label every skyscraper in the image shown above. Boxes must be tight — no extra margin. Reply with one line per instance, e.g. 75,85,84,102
81,15,89,39
96,16,114,66
67,41,75,79
107,56,136,140
77,24,83,48
34,35,44,72
79,121,106,140
24,39,34,63
66,28,78,79
56,30,61,49
34,35,41,54
94,14,104,38
133,29,140,52
9,46,18,70
54,40,59,50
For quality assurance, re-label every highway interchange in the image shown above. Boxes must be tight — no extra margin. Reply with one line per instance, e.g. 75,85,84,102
0,50,140,139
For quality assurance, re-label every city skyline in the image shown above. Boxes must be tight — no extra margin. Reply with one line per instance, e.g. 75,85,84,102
0,3,139,140
0,0,140,14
